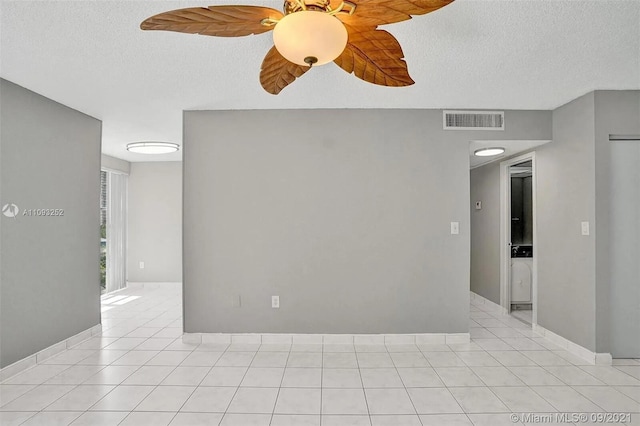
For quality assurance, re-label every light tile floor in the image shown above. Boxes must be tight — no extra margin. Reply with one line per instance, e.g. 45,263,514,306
509,309,532,326
1,284,639,425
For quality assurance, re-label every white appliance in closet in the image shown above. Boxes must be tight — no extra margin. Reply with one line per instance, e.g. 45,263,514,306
511,258,532,303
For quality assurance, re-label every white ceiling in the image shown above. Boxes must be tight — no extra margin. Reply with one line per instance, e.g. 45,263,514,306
1,0,638,162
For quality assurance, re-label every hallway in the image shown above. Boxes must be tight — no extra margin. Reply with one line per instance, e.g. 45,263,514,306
1,284,638,426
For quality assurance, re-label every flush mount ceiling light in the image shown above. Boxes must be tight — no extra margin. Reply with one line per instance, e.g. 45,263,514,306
474,147,505,157
140,0,454,94
127,142,180,154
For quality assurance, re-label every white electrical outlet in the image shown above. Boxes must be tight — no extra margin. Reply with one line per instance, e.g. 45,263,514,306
581,221,590,236
139,261,145,269
451,222,459,235
271,296,280,309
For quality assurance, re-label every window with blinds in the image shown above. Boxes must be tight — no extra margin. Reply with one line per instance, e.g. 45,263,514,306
100,171,107,292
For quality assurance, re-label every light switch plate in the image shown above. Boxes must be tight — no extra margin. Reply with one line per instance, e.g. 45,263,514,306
271,296,280,309
581,221,590,236
139,261,145,269
475,201,482,210
451,222,459,235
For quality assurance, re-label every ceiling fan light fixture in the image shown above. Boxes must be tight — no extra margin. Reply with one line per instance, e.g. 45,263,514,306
272,11,348,67
474,147,506,157
127,142,180,154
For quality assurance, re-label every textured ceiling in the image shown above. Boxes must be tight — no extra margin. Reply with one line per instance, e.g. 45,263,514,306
1,0,639,162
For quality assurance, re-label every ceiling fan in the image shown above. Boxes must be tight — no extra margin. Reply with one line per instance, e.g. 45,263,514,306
141,0,454,95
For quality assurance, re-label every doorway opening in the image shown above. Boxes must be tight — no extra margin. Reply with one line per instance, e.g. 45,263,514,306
500,152,537,326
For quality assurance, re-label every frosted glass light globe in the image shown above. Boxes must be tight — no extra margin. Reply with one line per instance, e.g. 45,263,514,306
273,11,348,66
474,147,506,157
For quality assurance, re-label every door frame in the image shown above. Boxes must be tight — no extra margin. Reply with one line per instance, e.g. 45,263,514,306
499,151,538,326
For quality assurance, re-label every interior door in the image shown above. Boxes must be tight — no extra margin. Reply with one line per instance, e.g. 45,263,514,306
609,140,640,357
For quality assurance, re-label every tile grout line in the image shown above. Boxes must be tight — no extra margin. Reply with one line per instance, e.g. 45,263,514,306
268,343,293,426
217,345,259,424
353,344,373,426
320,341,325,425
387,343,424,425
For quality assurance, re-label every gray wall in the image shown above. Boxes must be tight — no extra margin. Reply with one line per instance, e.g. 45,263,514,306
593,91,640,357
537,92,597,351
183,109,550,334
101,154,130,175
470,162,501,304
127,162,182,283
0,79,102,368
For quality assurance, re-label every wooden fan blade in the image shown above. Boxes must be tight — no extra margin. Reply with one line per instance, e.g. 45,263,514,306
260,46,310,95
140,6,284,37
334,26,414,87
337,0,454,27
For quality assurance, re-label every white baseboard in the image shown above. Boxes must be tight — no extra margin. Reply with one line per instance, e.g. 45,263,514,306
183,332,470,345
0,323,102,383
595,353,613,365
532,324,611,365
470,291,507,314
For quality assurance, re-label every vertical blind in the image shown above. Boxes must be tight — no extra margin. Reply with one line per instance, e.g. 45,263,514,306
106,171,128,293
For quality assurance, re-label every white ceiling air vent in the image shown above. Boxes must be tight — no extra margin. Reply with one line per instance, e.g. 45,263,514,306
443,110,505,131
